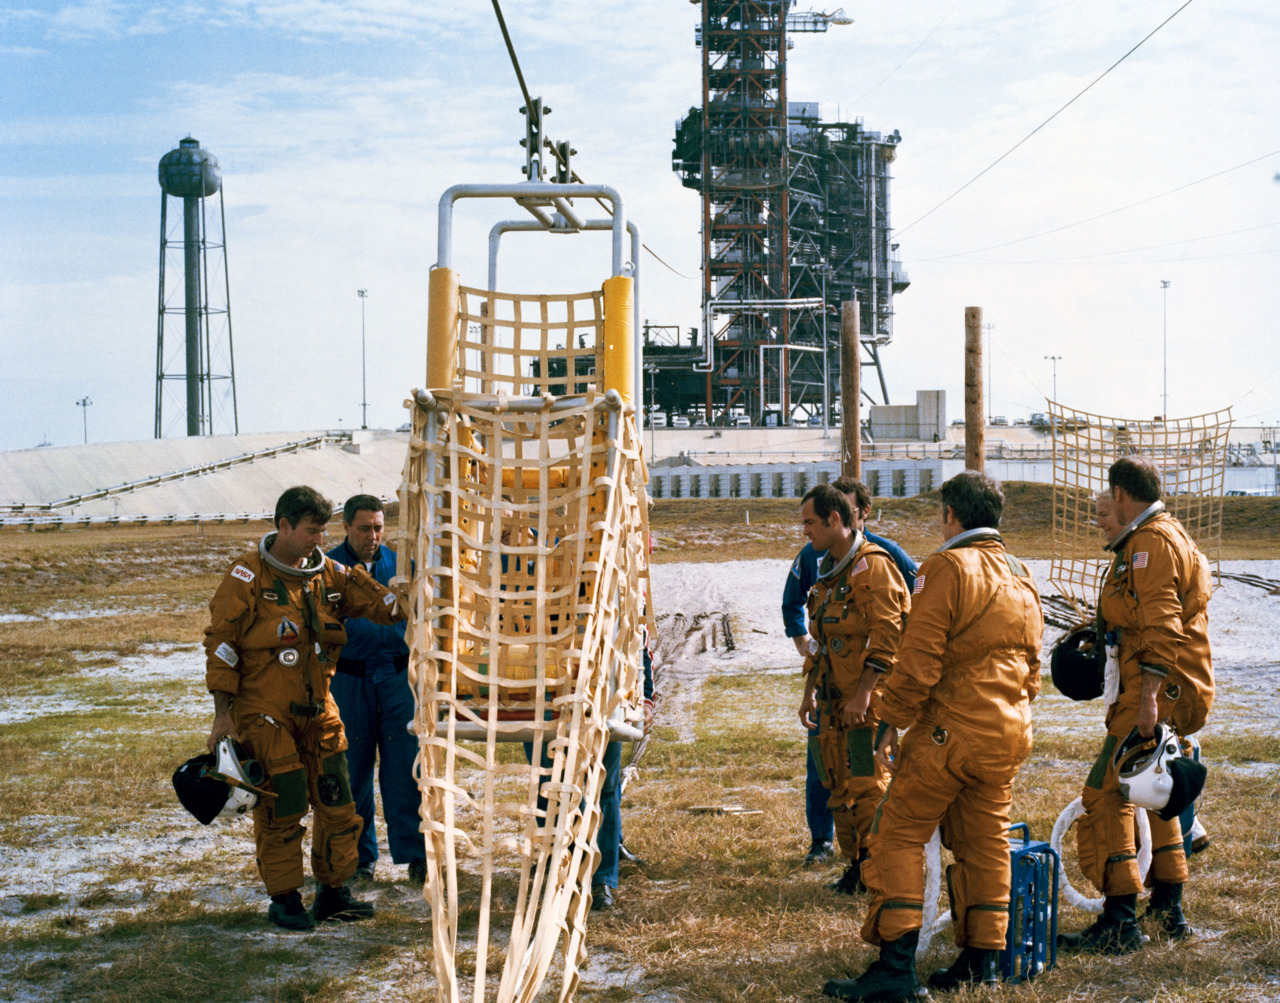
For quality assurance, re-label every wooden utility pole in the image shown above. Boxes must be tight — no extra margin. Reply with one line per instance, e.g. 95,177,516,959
964,307,985,472
840,301,861,478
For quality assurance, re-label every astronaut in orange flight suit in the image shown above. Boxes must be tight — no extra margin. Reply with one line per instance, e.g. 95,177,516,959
798,485,910,895
822,471,1043,1002
1060,456,1214,954
205,486,406,932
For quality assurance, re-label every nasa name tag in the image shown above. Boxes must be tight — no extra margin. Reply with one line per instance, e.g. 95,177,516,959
231,565,254,584
215,642,239,667
383,592,396,606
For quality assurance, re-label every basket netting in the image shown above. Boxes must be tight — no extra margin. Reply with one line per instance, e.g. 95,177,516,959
458,286,605,398
396,281,648,1003
1047,401,1231,610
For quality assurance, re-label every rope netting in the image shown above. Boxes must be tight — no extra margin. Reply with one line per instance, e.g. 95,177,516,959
458,286,606,398
396,279,649,1003
1047,402,1232,609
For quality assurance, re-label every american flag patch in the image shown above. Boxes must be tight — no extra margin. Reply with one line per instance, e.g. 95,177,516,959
1133,552,1149,569
852,557,868,576
913,575,926,595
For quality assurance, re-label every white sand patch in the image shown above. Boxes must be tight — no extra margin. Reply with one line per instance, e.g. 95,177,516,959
0,647,207,725
0,607,137,624
648,558,1280,739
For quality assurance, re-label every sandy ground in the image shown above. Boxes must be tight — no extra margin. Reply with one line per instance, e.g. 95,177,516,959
2,559,1277,1000
648,558,1280,746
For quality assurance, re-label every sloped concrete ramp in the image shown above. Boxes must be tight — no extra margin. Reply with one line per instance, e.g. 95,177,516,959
1,430,408,520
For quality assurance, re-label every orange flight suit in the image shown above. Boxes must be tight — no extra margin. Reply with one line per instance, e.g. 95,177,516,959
804,538,910,861
861,532,1043,951
204,538,404,896
1077,507,1213,896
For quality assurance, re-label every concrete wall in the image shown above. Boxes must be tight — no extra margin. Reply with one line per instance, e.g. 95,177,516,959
868,389,946,442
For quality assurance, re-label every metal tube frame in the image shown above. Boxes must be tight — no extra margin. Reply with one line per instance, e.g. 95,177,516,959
437,182,627,277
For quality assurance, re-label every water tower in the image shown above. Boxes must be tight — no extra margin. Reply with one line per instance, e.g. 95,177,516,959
155,137,238,437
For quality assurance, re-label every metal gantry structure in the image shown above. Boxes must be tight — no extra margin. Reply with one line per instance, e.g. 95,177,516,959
667,0,908,425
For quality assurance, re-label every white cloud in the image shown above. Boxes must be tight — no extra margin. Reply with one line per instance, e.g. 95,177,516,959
3,0,1279,451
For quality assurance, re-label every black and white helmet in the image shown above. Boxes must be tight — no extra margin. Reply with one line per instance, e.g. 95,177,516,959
1114,724,1207,821
173,738,270,825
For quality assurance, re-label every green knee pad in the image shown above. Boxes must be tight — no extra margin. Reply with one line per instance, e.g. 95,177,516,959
271,768,309,819
846,726,876,777
1086,734,1119,790
317,751,354,808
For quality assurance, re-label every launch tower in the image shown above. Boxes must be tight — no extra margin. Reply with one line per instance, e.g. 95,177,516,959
669,1,908,424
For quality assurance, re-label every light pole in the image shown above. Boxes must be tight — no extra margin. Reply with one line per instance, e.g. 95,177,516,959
357,288,369,429
644,362,658,459
1043,356,1062,402
76,396,92,444
1160,279,1170,420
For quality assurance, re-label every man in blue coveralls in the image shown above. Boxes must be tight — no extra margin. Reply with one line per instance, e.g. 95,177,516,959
328,494,425,885
782,476,917,881
590,622,655,911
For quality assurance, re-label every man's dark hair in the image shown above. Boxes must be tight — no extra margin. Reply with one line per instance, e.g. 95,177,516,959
831,476,872,513
1109,456,1162,504
343,493,384,524
802,483,853,528
940,470,1003,530
275,485,333,529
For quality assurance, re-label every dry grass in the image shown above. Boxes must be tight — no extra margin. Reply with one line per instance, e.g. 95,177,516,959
1,518,1278,1001
649,483,1280,563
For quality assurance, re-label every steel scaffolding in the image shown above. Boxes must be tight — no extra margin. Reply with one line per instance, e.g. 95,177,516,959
669,1,908,425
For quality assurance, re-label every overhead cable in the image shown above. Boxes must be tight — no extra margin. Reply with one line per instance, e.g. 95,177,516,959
918,147,1280,262
489,0,694,280
955,220,1280,266
852,0,964,105
898,0,1199,236
491,0,533,110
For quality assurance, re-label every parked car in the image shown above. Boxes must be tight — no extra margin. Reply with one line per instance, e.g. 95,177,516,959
733,415,751,427
991,415,1008,426
671,415,691,428
648,412,668,428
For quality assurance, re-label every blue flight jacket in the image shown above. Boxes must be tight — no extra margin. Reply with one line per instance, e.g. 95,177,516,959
781,532,918,639
328,539,409,676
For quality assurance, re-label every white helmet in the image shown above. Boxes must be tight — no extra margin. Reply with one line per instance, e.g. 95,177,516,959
212,737,268,818
1114,724,1207,820
173,738,272,825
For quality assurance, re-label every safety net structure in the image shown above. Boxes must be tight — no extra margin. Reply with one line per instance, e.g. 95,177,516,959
394,269,649,1003
1046,402,1232,610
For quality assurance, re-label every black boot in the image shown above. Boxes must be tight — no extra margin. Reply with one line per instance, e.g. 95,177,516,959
267,890,315,931
823,929,919,1002
928,945,1000,991
828,849,869,895
1058,893,1143,954
1144,880,1193,941
312,883,376,923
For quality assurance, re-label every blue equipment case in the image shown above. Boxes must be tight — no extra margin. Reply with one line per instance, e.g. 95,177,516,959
1003,822,1059,983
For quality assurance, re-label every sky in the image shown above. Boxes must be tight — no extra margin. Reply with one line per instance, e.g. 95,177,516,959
2,0,1278,451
